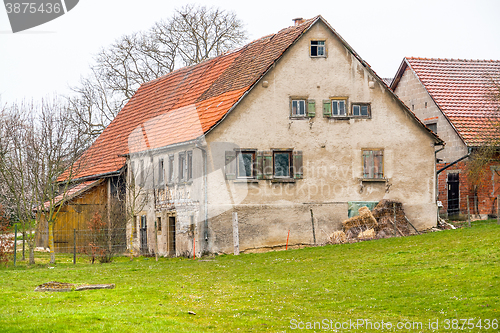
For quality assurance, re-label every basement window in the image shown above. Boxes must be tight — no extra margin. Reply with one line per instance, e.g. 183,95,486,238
362,149,384,180
310,40,326,57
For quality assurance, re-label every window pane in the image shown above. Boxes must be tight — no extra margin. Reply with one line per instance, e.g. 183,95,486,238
353,105,360,116
274,152,290,177
339,101,345,115
238,153,253,178
361,105,368,116
332,101,338,115
298,100,305,115
292,100,305,116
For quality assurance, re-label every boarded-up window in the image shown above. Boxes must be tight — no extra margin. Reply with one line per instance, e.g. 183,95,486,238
363,149,384,179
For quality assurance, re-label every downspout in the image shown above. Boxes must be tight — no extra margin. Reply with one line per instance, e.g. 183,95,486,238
195,141,209,251
436,149,471,175
434,145,445,223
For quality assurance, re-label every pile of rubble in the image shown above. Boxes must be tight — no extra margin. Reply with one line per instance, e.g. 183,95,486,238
330,200,419,244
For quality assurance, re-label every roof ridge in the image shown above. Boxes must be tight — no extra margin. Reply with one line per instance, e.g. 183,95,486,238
406,57,500,63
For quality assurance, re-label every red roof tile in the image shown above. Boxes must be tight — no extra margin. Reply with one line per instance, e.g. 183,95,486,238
404,58,500,146
61,17,319,181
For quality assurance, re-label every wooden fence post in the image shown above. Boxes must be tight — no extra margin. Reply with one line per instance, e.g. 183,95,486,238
232,212,239,255
393,203,397,236
13,224,17,267
497,196,499,225
73,229,76,265
467,195,471,228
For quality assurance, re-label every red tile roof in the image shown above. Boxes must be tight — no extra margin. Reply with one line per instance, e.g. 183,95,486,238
401,58,500,146
61,17,320,181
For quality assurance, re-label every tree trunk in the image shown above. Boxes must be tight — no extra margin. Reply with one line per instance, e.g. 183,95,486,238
48,221,55,264
29,246,35,265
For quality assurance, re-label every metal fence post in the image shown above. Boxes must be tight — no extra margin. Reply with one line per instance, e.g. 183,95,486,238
73,229,76,265
13,224,17,267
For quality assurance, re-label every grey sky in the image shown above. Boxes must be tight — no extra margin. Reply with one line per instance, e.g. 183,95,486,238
1,0,499,104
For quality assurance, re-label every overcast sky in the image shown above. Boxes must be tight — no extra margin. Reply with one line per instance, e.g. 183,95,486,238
1,0,499,105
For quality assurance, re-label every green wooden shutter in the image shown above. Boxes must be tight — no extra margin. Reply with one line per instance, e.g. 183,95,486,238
262,150,273,180
255,151,263,180
323,100,331,117
293,150,303,179
225,150,236,180
307,99,316,117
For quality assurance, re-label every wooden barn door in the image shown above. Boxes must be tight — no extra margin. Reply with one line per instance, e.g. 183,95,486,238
140,215,148,255
168,216,176,256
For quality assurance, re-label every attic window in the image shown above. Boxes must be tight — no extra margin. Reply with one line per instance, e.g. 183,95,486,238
331,98,347,117
427,123,437,134
310,40,326,57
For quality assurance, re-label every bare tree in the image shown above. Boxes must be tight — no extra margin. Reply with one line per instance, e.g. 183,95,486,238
68,4,247,142
466,73,500,208
0,98,86,264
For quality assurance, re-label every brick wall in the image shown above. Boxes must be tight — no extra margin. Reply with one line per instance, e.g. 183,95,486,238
437,161,500,218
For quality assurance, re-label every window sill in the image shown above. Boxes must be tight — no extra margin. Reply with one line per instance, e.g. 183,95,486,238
271,178,296,183
234,179,259,183
289,116,311,120
361,178,387,183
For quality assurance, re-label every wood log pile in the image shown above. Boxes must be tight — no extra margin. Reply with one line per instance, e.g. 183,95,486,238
329,200,417,244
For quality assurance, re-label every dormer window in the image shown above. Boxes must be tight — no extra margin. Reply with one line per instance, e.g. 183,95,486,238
310,40,326,57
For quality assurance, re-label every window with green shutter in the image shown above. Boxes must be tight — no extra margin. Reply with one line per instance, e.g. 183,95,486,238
323,100,331,117
293,151,303,179
307,99,316,117
262,151,273,179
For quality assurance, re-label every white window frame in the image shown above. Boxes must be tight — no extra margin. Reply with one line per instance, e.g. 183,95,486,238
310,40,326,57
291,99,307,117
331,99,347,117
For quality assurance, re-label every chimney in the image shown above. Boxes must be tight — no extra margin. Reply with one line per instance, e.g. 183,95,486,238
293,18,304,26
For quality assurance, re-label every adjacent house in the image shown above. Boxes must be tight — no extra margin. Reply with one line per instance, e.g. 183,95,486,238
54,16,443,257
391,58,500,218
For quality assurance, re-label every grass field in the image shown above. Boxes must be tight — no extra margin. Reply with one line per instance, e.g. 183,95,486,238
1,224,499,332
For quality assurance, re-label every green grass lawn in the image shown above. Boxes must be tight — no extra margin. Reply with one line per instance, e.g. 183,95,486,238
1,224,499,332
